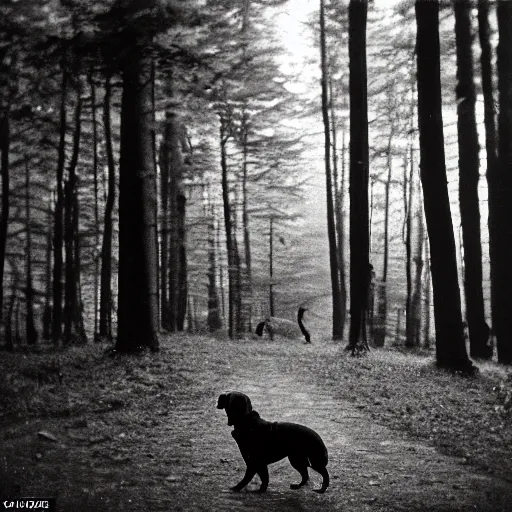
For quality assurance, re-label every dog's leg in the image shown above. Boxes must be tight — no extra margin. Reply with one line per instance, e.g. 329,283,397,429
311,466,329,494
288,455,309,490
231,465,257,492
256,465,269,492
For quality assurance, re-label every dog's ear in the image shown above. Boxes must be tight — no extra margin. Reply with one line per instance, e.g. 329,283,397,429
217,393,229,409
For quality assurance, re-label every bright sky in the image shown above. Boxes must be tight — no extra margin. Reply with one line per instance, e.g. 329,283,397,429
276,0,402,91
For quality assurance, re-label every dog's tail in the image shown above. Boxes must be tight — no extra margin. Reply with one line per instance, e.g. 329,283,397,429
255,321,265,337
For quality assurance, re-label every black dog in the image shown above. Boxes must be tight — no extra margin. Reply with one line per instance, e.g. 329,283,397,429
217,391,329,493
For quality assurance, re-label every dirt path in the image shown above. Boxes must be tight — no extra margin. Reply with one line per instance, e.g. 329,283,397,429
2,336,512,511
204,342,511,512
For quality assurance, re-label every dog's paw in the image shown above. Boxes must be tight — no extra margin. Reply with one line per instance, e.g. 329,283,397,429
313,488,326,494
230,485,242,492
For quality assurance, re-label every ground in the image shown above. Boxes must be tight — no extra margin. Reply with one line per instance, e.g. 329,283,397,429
1,334,512,511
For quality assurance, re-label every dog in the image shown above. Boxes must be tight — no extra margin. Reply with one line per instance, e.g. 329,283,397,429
217,391,329,493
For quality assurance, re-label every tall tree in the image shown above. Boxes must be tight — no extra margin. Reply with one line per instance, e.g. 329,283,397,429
99,73,115,341
115,8,159,352
0,44,15,325
24,157,37,345
414,0,474,372
320,0,343,340
478,0,498,344
495,0,512,364
348,0,370,353
454,0,490,359
52,54,68,343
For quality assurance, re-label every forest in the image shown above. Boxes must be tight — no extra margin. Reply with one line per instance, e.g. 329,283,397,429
1,0,512,510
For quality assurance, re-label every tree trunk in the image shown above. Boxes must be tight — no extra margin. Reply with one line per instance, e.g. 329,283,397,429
269,216,274,317
454,0,490,359
220,116,236,338
404,151,414,347
411,185,424,347
64,89,83,345
116,40,159,352
207,204,222,331
495,1,512,364
330,78,347,338
241,120,253,331
88,71,100,340
177,192,187,331
159,123,170,330
5,269,17,351
52,60,68,344
164,112,188,332
0,114,9,326
423,238,431,348
99,74,115,341
43,194,53,340
25,158,37,345
415,0,474,372
374,139,393,348
478,0,498,345
348,0,370,353
320,0,343,340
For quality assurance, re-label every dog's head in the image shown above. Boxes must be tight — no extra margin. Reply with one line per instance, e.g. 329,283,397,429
217,391,253,426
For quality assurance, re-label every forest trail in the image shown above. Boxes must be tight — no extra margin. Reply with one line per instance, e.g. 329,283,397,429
209,341,511,512
1,335,512,511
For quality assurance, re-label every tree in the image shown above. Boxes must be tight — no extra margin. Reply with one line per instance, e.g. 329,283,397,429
494,0,512,364
414,0,474,373
52,53,68,343
115,6,159,352
478,0,498,345
99,74,115,341
320,0,343,340
348,0,370,353
454,0,490,359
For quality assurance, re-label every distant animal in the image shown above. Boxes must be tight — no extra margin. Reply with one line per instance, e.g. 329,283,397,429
255,307,311,343
217,391,329,493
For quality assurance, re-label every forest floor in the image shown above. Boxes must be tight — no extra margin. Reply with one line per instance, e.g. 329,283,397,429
1,333,512,511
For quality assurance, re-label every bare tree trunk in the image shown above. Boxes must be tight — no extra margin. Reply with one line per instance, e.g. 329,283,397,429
5,268,17,351
374,138,393,348
478,0,498,343
269,216,274,317
415,0,474,372
99,74,115,341
162,110,187,332
43,194,53,340
495,0,512,364
404,150,414,347
241,120,253,331
348,0,370,353
411,187,424,347
423,238,431,349
159,123,170,330
64,89,83,345
89,71,100,340
320,0,343,340
25,157,37,345
455,0,490,359
220,116,235,338
207,203,222,331
52,59,68,344
330,78,347,338
116,40,159,352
